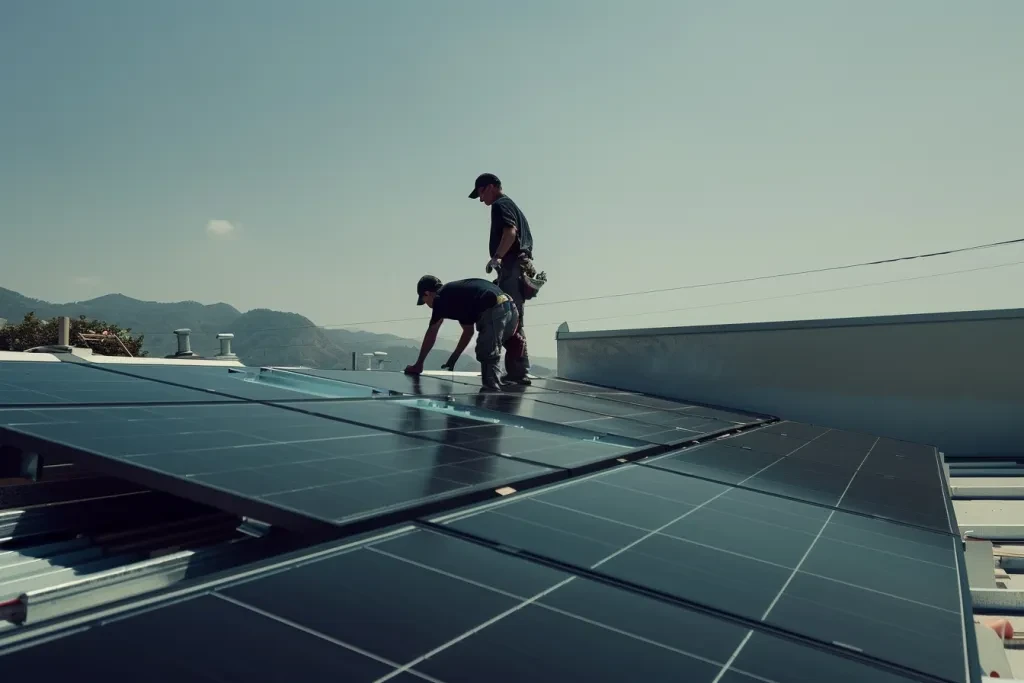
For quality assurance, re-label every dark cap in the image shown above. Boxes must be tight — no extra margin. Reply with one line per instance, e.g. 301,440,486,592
468,173,501,199
416,275,442,305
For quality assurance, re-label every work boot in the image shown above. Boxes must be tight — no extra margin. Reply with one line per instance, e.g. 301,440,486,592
501,374,531,386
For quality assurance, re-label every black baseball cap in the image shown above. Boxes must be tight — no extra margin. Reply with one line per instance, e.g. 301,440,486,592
468,173,500,199
416,275,442,305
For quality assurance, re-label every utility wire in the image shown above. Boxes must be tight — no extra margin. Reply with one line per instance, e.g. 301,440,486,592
527,236,1024,308
114,235,1024,337
251,258,1024,351
529,258,1024,329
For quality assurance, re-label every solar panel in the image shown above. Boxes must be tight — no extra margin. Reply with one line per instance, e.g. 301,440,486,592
279,368,548,396
646,424,953,533
0,402,558,534
510,377,626,393
88,363,322,401
0,361,238,406
435,464,968,683
521,377,763,422
523,390,747,433
448,393,717,444
275,399,641,470
0,525,932,682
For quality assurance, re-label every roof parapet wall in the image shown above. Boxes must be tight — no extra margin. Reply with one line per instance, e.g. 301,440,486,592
556,308,1024,457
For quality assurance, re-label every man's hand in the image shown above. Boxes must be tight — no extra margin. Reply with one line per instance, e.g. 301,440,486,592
404,363,423,375
485,257,501,274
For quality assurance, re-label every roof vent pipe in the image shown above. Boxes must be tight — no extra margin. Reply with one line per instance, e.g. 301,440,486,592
216,333,237,360
57,317,71,346
172,328,196,358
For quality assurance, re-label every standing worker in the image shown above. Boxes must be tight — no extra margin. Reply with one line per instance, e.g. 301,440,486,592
404,275,526,391
469,173,543,386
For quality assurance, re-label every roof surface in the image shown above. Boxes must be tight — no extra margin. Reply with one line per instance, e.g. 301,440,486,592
0,355,980,682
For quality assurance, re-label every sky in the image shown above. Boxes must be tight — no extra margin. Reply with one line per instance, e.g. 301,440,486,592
1,0,1021,359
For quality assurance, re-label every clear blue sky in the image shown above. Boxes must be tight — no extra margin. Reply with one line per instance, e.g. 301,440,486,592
1,1,1021,358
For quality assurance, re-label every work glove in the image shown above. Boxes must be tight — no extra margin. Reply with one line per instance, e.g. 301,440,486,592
485,257,501,274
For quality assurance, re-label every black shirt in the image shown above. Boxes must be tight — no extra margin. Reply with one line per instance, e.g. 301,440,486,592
489,195,534,265
429,278,504,326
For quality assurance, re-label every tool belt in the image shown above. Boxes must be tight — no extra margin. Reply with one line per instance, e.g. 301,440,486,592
490,253,548,301
517,254,547,301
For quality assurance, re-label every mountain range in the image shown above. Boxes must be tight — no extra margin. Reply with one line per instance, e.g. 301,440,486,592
0,286,556,376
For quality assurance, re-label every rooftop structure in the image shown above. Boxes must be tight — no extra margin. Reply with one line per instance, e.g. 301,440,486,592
0,308,1020,682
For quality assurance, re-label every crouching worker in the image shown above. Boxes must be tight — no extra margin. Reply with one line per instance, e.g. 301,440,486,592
404,275,526,391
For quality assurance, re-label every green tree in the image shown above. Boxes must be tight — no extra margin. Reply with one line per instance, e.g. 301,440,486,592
0,313,147,357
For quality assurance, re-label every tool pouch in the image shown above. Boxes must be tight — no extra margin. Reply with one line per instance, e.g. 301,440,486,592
518,254,547,301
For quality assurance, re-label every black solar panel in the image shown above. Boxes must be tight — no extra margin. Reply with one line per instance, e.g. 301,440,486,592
0,360,238,406
274,399,641,470
0,361,971,682
279,368,548,396
0,402,558,534
447,393,719,445
0,525,934,682
436,465,968,683
646,425,953,533
509,377,626,393
89,363,321,401
523,392,740,432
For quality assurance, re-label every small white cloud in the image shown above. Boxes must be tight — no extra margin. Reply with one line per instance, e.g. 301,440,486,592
206,219,237,238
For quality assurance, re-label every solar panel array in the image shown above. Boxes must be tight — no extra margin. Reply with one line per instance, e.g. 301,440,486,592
0,360,973,683
0,361,755,535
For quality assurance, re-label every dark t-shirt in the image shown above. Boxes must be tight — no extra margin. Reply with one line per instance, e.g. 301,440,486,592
489,195,534,265
429,278,504,325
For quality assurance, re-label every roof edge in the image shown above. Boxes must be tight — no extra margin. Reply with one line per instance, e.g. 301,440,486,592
556,307,1024,341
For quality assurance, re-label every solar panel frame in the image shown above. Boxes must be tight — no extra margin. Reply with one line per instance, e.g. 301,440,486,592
428,463,970,683
521,390,757,433
277,368,553,397
0,402,565,537
0,360,242,406
447,393,721,445
0,524,940,683
271,398,645,470
79,363,330,402
645,425,955,534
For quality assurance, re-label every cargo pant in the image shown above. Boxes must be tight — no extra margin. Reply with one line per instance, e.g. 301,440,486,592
496,260,531,379
475,297,525,389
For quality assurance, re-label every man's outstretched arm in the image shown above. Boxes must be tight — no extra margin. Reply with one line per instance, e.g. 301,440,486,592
406,319,443,374
443,323,476,369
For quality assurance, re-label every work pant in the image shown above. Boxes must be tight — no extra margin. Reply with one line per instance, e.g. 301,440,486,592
475,300,524,388
496,260,531,378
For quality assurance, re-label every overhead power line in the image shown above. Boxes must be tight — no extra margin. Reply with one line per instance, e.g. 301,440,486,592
529,258,1024,329
252,259,1024,352
141,235,1024,337
526,235,1024,308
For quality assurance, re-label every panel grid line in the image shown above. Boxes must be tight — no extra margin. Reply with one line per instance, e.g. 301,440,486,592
208,592,447,683
374,430,833,683
638,453,960,538
536,486,956,569
365,545,753,678
517,494,958,613
710,437,878,683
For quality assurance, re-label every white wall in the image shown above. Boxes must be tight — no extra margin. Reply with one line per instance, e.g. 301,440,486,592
556,309,1024,457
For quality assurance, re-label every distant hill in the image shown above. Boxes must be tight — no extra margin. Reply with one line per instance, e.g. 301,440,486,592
0,286,556,375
